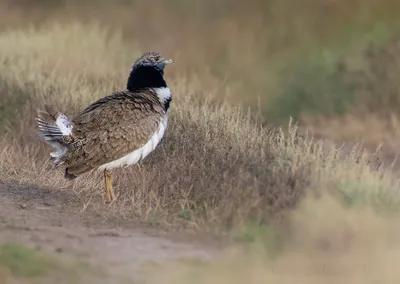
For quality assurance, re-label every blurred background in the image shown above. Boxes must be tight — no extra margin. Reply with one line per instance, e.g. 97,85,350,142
1,0,400,149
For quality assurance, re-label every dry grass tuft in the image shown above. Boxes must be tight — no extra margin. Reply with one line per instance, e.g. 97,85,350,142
1,24,400,231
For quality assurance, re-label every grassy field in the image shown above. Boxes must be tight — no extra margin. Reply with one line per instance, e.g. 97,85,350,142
1,0,400,144
1,0,400,282
1,23,399,229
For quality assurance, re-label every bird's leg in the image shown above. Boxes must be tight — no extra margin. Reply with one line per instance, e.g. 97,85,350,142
104,169,116,203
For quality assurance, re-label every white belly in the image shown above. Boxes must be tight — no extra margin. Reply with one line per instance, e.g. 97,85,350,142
97,116,167,171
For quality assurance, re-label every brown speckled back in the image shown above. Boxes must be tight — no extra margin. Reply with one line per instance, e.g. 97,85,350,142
64,89,165,176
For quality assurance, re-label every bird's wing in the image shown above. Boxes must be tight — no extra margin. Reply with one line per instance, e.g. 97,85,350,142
64,90,164,175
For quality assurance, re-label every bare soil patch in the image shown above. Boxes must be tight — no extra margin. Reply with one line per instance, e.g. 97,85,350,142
0,182,219,279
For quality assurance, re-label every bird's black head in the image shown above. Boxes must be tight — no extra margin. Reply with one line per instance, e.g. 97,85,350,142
127,52,174,92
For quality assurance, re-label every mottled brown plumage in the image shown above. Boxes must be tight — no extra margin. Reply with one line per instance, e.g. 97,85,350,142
64,90,165,177
37,52,174,202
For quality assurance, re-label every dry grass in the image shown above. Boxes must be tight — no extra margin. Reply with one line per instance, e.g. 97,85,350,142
140,194,400,283
1,24,400,232
1,0,400,114
1,1,400,154
1,5,400,282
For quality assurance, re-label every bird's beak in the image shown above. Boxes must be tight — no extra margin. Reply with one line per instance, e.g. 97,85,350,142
163,58,174,64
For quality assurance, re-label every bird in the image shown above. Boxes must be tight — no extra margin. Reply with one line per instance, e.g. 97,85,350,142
36,52,174,203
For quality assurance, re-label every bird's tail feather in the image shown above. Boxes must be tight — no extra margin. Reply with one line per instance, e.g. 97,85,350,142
36,105,74,165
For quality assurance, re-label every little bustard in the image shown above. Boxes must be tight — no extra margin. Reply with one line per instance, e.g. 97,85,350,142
36,52,174,203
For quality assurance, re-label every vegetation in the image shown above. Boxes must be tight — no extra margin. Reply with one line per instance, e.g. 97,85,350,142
0,23,399,230
1,0,400,143
1,0,400,282
0,243,106,283
0,243,57,277
140,195,400,284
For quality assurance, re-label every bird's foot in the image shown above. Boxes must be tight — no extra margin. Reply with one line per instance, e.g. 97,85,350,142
104,190,117,205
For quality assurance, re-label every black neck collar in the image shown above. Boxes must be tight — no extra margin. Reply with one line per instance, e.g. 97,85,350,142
127,65,167,91
127,65,171,111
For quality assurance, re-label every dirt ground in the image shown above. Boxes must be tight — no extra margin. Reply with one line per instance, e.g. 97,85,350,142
0,181,220,280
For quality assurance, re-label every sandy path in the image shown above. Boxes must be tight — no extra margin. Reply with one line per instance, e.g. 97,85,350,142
0,182,219,279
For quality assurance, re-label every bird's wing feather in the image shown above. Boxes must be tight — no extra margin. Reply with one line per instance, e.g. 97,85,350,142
64,90,164,175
